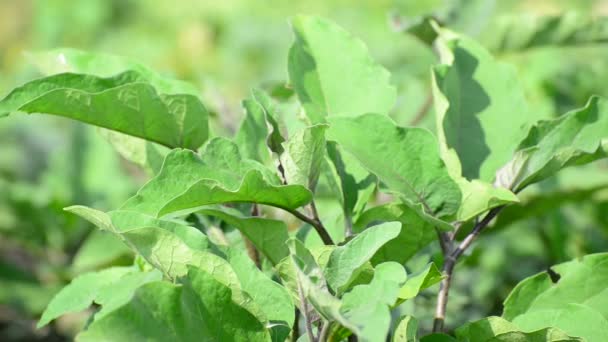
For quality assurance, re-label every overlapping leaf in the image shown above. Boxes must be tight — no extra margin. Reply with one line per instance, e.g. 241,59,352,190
38,267,161,328
432,27,539,182
288,15,396,123
281,124,327,191
502,253,608,341
77,266,271,342
201,207,289,265
0,71,208,150
496,96,608,192
324,222,401,293
456,316,581,342
327,113,461,220
120,138,312,217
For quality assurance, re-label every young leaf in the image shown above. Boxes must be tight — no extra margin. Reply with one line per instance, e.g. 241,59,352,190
398,263,443,302
340,262,407,342
119,139,312,217
281,124,327,191
503,253,608,341
200,207,289,265
77,266,271,342
324,222,401,293
432,27,539,182
0,71,208,150
354,203,436,265
455,316,582,341
496,96,608,192
235,97,273,165
327,114,461,220
288,15,396,123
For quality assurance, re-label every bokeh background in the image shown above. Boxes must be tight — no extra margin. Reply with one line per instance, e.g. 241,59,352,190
1,0,608,340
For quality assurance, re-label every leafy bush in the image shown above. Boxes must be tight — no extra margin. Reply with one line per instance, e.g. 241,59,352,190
2,14,608,342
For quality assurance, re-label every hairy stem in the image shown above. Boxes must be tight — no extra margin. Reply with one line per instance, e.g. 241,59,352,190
433,206,504,332
297,279,317,342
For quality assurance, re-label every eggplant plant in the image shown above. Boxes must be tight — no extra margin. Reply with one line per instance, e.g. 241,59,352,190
1,15,607,342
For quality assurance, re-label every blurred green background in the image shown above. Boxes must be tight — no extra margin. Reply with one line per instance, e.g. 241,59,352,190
1,0,608,340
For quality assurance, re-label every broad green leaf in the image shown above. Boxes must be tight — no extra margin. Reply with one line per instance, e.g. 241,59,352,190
398,263,443,302
252,88,285,155
327,114,461,220
456,316,582,342
281,124,327,190
481,12,608,53
393,316,418,342
38,267,131,328
200,207,289,265
324,222,401,293
325,141,376,221
432,27,538,182
496,96,608,192
340,262,407,342
354,203,436,265
28,48,199,95
288,15,396,123
39,267,161,328
120,139,312,217
503,253,608,341
420,333,457,342
226,249,294,342
77,267,271,342
66,206,234,284
0,71,208,150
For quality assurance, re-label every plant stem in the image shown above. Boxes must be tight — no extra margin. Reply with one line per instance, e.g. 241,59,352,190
297,279,317,342
432,206,504,332
318,321,331,342
409,92,433,126
285,207,334,245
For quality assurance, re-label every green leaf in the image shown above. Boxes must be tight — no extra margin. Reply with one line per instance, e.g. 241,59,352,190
340,262,407,342
281,124,327,190
71,230,131,273
392,316,418,342
432,27,538,182
226,249,294,342
0,71,208,150
354,203,436,265
28,48,199,95
398,263,443,302
502,253,608,341
97,128,168,175
288,15,396,123
38,267,161,328
77,266,271,342
66,206,235,284
252,88,285,155
496,96,608,192
200,207,289,265
327,114,461,220
324,222,401,293
120,139,312,217
455,316,582,342
325,141,376,221
455,179,518,222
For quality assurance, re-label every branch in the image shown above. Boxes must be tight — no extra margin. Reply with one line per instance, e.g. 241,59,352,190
432,206,504,332
285,207,335,245
297,279,317,342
